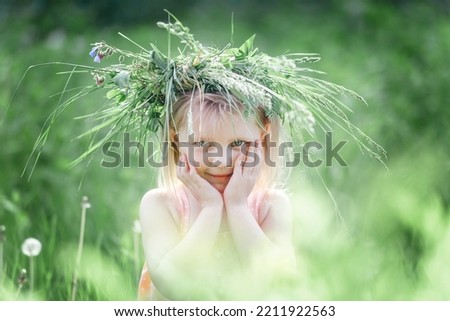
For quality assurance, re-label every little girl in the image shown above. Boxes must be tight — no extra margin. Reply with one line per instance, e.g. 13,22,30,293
31,15,380,301
138,91,296,300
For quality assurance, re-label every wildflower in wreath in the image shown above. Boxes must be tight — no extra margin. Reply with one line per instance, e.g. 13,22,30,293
89,46,102,62
89,44,113,63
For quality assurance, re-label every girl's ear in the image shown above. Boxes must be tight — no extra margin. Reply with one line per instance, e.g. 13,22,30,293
169,130,179,154
169,129,179,143
261,122,271,139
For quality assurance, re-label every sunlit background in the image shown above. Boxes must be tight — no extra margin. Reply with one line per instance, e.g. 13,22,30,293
1,0,449,300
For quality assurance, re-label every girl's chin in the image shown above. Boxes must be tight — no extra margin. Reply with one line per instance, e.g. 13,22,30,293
209,182,228,194
215,187,226,194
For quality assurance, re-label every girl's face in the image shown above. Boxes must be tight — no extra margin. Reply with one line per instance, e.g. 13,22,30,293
177,110,266,193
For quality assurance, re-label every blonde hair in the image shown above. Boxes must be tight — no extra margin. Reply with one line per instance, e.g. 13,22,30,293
158,90,288,197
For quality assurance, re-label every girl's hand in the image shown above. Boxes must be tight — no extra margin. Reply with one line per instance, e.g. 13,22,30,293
177,153,223,208
223,140,262,206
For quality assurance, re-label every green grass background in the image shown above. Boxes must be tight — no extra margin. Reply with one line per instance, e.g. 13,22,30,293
0,0,449,300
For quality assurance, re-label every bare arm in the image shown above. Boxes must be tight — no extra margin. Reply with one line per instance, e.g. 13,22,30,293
223,143,296,267
224,190,297,298
225,190,296,267
139,189,223,299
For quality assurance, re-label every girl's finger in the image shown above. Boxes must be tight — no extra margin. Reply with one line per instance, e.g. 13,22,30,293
253,147,263,176
243,145,255,170
184,153,199,178
180,154,185,168
181,153,190,173
247,143,262,175
189,156,196,176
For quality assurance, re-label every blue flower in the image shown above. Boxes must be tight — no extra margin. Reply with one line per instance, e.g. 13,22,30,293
90,46,103,62
89,47,98,58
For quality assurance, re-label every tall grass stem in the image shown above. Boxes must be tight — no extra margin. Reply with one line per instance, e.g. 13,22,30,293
0,242,3,284
71,196,89,301
15,269,27,299
0,225,5,284
29,256,34,292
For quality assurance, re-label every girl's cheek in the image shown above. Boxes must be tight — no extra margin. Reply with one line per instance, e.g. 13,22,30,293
178,146,200,167
230,148,242,166
192,149,205,167
178,146,188,160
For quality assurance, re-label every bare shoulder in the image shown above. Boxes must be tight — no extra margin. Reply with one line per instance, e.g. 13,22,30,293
140,188,166,207
140,188,166,213
257,189,292,226
139,188,178,224
268,189,292,221
266,189,292,208
259,189,293,247
261,189,292,216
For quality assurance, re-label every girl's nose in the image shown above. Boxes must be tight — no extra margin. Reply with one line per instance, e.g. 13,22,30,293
207,146,232,168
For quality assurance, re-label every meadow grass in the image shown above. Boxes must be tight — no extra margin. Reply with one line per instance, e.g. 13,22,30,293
1,4,449,300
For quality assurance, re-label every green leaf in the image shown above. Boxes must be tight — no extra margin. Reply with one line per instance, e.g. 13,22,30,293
116,92,127,103
150,44,168,69
106,89,121,99
106,89,127,103
238,34,256,57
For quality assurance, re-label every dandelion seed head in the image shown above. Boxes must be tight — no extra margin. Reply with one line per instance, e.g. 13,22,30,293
0,225,5,242
21,238,42,257
18,268,27,285
81,196,91,209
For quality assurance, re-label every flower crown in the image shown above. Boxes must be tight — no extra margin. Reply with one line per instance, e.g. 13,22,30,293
34,14,385,167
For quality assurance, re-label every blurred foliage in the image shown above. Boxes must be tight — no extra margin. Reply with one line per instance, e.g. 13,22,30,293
1,0,449,300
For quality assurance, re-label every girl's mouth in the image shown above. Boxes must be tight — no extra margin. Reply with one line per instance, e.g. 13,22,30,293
207,173,232,179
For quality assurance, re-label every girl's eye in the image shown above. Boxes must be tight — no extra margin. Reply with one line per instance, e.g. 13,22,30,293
194,140,208,147
231,140,246,147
